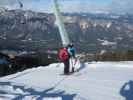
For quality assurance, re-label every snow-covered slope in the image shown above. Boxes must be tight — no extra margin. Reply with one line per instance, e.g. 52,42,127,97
0,62,133,100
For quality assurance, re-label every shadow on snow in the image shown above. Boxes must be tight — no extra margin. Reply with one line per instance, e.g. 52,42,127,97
120,80,133,100
0,81,76,100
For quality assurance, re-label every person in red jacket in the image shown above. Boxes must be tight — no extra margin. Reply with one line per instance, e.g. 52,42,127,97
58,47,70,74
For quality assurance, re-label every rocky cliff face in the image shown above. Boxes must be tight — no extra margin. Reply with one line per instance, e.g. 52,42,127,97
63,13,133,52
0,9,133,52
0,9,57,40
0,9,61,51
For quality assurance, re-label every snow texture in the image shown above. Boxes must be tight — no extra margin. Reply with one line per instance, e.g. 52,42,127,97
0,61,133,100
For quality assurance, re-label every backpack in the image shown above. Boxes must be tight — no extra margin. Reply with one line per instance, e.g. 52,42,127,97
58,48,69,61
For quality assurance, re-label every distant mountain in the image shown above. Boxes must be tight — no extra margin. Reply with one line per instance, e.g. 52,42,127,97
63,12,133,52
0,9,61,51
0,9,133,53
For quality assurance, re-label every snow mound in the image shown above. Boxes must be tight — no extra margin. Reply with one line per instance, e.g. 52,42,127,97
0,61,133,100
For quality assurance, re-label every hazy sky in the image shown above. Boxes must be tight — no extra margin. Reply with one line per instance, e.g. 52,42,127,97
0,0,133,14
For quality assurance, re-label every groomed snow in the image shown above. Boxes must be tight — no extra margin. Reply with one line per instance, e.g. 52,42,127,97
0,61,133,100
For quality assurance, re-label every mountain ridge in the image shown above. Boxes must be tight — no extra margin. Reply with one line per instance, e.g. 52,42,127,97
0,9,133,52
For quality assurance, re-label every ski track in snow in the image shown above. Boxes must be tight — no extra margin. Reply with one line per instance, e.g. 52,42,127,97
0,62,133,100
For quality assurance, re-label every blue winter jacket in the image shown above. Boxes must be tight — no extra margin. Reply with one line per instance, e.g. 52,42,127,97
67,47,75,57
